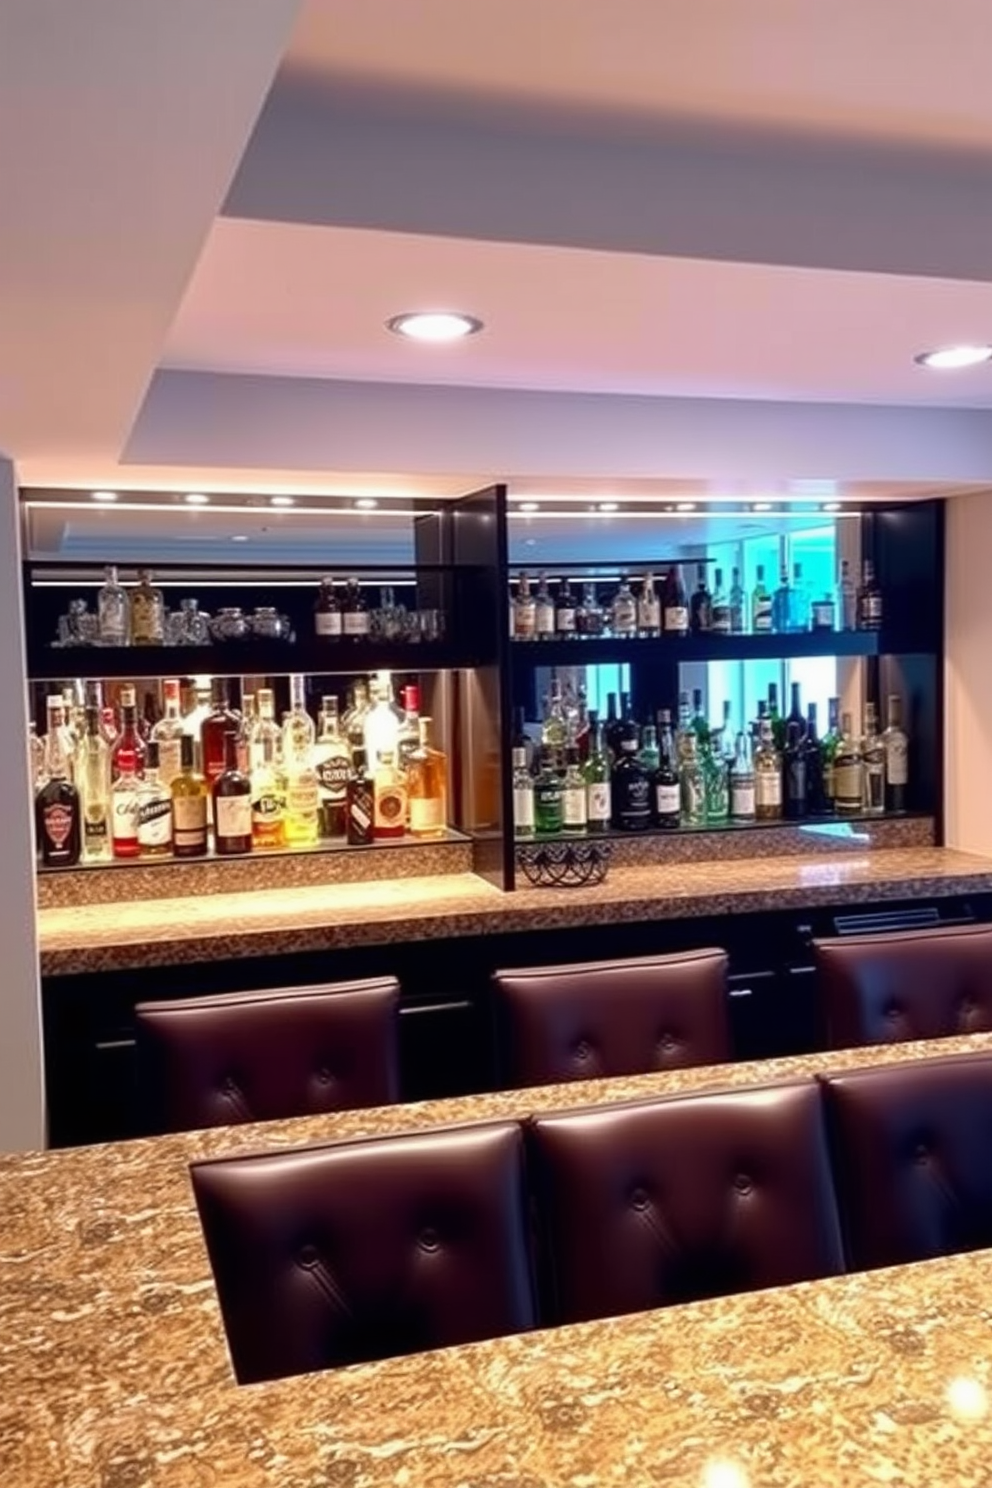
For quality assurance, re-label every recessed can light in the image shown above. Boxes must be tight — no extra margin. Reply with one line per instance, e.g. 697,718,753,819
597,501,619,513
184,492,209,505
91,490,118,503
386,311,483,342
915,344,992,370
519,501,540,513
269,495,295,507
355,498,378,510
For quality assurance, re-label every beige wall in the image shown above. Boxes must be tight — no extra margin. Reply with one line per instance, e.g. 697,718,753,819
945,489,992,855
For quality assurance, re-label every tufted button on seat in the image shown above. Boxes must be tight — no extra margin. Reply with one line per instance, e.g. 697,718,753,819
814,924,992,1051
493,950,730,1089
135,978,401,1134
628,1186,649,1211
418,1227,440,1252
297,1244,319,1269
734,1173,754,1196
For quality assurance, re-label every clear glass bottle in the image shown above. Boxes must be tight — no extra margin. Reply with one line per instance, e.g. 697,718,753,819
373,748,408,839
751,564,773,633
772,567,792,633
341,577,369,641
250,734,286,851
710,568,731,634
313,696,352,839
541,673,569,767
833,712,865,816
406,717,448,838
397,683,422,767
137,740,173,857
533,747,564,835
691,688,710,750
679,734,706,827
512,743,535,838
110,747,141,859
131,568,165,646
638,721,660,774
30,721,47,792
576,581,604,638
37,697,81,866
314,576,342,639
75,704,111,861
555,577,577,637
363,673,402,769
821,696,842,811
883,693,909,814
250,687,282,775
97,564,130,646
171,733,208,857
690,564,712,633
653,709,681,828
282,674,316,765
862,702,886,815
612,723,651,831
611,572,638,639
789,561,810,633
662,565,689,636
858,559,884,631
703,738,729,822
675,690,694,764
753,720,783,821
282,677,319,846
637,570,661,638
839,559,858,631
583,712,611,834
346,748,375,846
513,572,537,640
151,678,185,790
561,746,588,836
728,567,746,634
729,732,756,822
342,679,371,765
533,571,555,639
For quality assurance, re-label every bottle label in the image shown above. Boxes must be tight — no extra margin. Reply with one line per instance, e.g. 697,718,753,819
409,796,444,832
754,772,782,807
215,795,251,840
374,783,407,831
348,785,374,837
663,606,689,633
84,812,108,844
535,601,555,634
513,786,535,830
43,802,75,849
286,780,319,816
885,738,908,786
731,782,756,817
514,604,536,639
173,795,207,844
711,605,731,634
638,598,661,631
862,596,884,624
613,600,637,634
618,778,650,826
587,781,611,821
562,786,587,826
556,608,576,633
111,792,140,841
155,738,182,788
252,792,283,825
343,612,369,637
315,611,343,638
131,595,163,644
316,754,351,803
654,782,680,817
753,600,773,632
138,794,172,846
833,762,863,804
811,601,835,631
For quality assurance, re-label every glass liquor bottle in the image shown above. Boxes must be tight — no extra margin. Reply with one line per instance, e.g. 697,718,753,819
30,721,47,792
703,737,729,822
541,674,569,768
753,720,783,821
171,733,208,857
111,684,146,779
839,559,858,631
282,674,315,761
637,571,661,638
728,567,746,634
833,713,865,816
237,693,255,775
346,748,375,846
131,568,164,645
362,673,402,766
37,698,81,866
406,718,448,839
342,679,371,765
858,559,884,631
729,733,756,822
783,721,807,819
110,747,141,859
611,572,638,639
283,695,320,849
662,565,689,637
561,747,588,836
710,568,731,634
75,703,111,861
638,720,660,774
821,697,841,811
786,681,805,740
691,688,710,749
212,732,252,855
97,564,130,645
513,572,537,640
862,702,885,816
583,712,611,834
533,571,555,639
689,564,712,633
533,747,564,836
751,565,773,633
512,742,535,838
679,734,706,827
312,696,351,839
675,690,693,764
136,741,173,858
811,591,836,633
612,722,651,831
181,677,212,774
577,581,604,638
789,562,810,633
804,703,828,815
652,710,681,828
151,678,185,790
341,577,369,641
397,684,421,766
372,749,407,838
882,694,909,814
604,692,622,761
200,676,240,795
251,734,286,851
767,682,785,751
555,577,577,637
772,567,792,633
314,577,342,639
250,687,282,775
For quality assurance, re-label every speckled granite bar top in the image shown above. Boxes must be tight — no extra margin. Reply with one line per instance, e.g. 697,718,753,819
37,845,992,975
7,1031,992,1487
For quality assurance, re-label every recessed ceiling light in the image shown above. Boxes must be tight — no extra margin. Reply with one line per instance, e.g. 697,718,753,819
915,344,992,370
184,492,209,506
269,495,295,507
519,501,540,513
752,501,774,512
91,490,117,503
386,311,483,343
597,501,619,513
355,498,378,510
822,501,843,512
231,534,248,543
676,502,697,512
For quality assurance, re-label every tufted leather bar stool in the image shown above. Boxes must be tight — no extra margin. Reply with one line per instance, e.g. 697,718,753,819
821,1051,992,1271
135,978,401,1134
529,1079,844,1326
191,1121,537,1382
492,949,730,1089
813,923,992,1050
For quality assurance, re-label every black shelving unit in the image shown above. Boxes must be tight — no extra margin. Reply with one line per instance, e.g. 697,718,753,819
508,631,880,667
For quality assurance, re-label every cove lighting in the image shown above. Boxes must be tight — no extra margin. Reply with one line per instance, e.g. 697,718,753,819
184,492,209,505
675,502,696,512
752,501,774,512
386,311,483,342
519,501,540,513
915,344,992,370
597,501,619,513
355,498,378,510
269,495,295,507
91,490,118,503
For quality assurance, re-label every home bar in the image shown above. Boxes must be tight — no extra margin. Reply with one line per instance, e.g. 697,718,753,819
8,5,992,1486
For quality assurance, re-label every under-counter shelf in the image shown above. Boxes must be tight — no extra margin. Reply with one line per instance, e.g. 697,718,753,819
509,630,881,666
26,637,481,680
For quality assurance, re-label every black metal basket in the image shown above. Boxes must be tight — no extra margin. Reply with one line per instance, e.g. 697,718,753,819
515,840,611,888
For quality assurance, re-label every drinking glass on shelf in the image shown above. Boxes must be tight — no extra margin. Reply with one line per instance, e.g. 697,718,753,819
418,609,444,643
173,598,211,646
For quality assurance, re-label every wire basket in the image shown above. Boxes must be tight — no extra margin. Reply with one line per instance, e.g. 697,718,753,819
515,840,611,888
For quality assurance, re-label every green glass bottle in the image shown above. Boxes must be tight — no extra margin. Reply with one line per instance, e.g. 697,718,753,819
533,747,564,836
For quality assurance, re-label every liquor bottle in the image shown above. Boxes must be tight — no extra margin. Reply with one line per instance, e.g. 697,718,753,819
363,673,403,766
397,684,421,766
783,721,808,819
541,674,569,767
710,568,731,634
689,564,712,633
346,748,375,846
97,564,130,645
719,701,736,767
583,712,611,834
572,680,590,760
604,692,622,761
786,682,805,740
111,684,146,779
406,718,448,838
561,747,588,836
611,572,638,639
576,581,604,638
883,694,909,814
811,592,836,633
151,678,185,789
37,698,81,866
679,734,706,827
653,709,681,828
555,577,577,637
612,723,651,831
341,577,369,641
131,568,165,645
662,566,689,637
858,559,884,631
728,568,746,634
703,737,729,822
789,562,810,633
533,747,564,835
804,703,828,815
181,677,211,774
637,571,661,638
200,677,239,794
753,720,783,821
372,749,408,839
767,682,785,751
533,572,555,639
250,687,282,775
729,733,756,822
75,704,111,861
250,734,286,851
833,713,865,816
675,691,693,764
212,732,252,854
237,693,255,775
30,722,47,792
313,696,351,839
134,741,172,857
772,567,792,633
691,688,709,748
512,743,535,838
513,572,537,640
839,559,858,631
314,577,342,639
751,565,773,633
171,733,208,857
342,679,371,765
110,748,141,859
638,721,660,774
283,731,320,849
862,702,885,816
821,697,842,811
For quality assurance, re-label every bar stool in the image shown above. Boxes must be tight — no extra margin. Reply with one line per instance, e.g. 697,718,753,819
492,948,730,1088
135,977,401,1133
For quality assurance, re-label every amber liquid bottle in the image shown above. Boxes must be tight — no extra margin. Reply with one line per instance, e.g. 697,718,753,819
200,677,241,795
213,731,252,855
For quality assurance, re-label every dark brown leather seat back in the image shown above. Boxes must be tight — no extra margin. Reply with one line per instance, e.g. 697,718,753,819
821,1051,992,1271
192,1121,537,1382
814,924,992,1049
136,977,400,1133
493,949,730,1088
529,1079,843,1326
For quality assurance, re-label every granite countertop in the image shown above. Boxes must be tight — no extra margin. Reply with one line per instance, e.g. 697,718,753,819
7,1030,992,1486
36,845,992,975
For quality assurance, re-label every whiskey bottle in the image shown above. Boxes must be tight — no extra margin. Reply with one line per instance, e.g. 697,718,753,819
710,568,731,634
783,721,807,819
373,749,408,839
131,568,165,645
662,565,689,637
512,743,535,838
346,748,375,846
561,747,588,836
576,581,604,637
612,723,651,831
110,748,141,859
534,572,556,639
610,572,638,639
75,703,111,861
136,741,173,857
406,718,448,839
314,577,342,639
637,571,661,638
251,734,286,851
728,568,746,634
811,592,837,633
513,572,537,640
213,731,253,855
313,696,351,839
753,720,783,821
342,577,369,641
583,712,611,834
679,734,706,826
751,565,773,633
111,684,146,779
37,698,81,866
200,676,240,794
171,733,208,858
858,559,884,631
689,564,712,633
653,709,681,828
555,578,577,637
729,733,756,822
97,564,130,645
862,702,885,816
151,678,185,789
833,713,865,816
882,694,909,814
534,747,564,835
